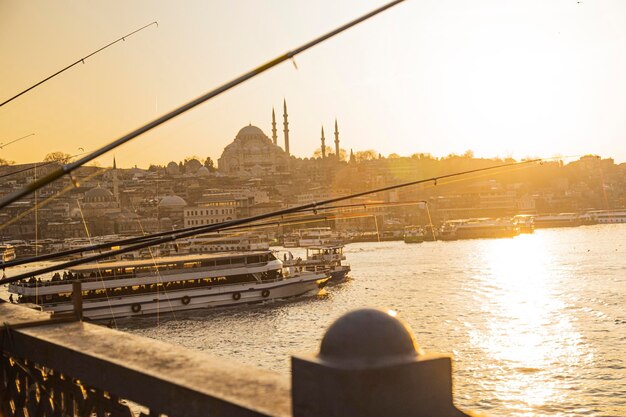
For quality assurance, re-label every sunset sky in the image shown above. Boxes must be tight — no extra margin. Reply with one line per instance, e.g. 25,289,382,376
2,0,626,167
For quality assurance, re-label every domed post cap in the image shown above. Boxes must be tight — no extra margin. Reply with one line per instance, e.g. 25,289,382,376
319,308,421,367
292,309,468,417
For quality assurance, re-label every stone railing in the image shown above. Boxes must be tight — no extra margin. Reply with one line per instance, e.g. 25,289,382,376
0,302,480,416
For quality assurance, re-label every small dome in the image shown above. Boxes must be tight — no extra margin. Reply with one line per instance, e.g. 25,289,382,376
319,308,420,365
197,166,210,176
166,161,180,175
236,125,265,137
85,186,114,199
159,195,187,207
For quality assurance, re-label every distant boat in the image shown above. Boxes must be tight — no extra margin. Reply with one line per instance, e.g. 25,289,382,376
9,251,330,320
582,210,626,224
512,214,535,233
403,226,424,244
439,218,519,240
284,244,351,284
533,213,581,228
0,244,16,262
298,227,341,247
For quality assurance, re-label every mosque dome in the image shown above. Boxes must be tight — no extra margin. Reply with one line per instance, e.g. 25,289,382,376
166,161,180,176
218,123,287,177
84,186,115,202
159,195,187,207
236,125,265,138
197,166,210,176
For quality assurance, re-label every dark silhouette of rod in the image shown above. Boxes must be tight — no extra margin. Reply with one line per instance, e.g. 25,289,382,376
0,133,35,149
2,207,343,268
0,22,158,108
0,158,540,285
0,211,334,269
0,1,404,210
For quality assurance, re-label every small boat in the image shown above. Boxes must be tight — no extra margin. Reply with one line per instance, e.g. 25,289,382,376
0,244,16,262
403,226,424,244
283,245,351,284
512,215,535,233
8,251,330,320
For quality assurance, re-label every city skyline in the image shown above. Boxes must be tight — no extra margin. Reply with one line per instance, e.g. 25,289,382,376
2,1,626,168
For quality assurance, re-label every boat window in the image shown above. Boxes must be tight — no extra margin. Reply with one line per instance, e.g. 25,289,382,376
216,258,230,266
246,255,260,264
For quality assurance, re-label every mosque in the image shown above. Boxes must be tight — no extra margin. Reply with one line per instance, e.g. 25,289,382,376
218,100,342,177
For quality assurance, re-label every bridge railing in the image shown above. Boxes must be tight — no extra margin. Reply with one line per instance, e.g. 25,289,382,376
0,302,480,417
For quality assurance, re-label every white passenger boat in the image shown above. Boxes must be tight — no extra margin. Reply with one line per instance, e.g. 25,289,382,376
283,245,350,284
8,251,330,320
298,227,341,247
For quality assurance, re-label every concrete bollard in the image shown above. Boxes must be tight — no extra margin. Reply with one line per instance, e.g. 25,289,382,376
292,308,474,417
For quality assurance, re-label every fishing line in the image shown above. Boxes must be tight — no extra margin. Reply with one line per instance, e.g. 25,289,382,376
0,22,158,108
0,1,405,210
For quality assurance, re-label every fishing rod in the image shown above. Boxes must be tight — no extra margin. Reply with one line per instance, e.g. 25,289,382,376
0,22,158,108
0,133,35,150
0,0,404,210
0,155,549,268
0,211,333,269
0,158,541,285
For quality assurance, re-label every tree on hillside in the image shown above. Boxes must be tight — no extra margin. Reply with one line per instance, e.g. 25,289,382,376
355,150,378,162
312,148,347,161
204,157,216,172
44,152,72,164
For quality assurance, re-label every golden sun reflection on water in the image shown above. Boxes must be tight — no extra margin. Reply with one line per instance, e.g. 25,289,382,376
468,233,586,414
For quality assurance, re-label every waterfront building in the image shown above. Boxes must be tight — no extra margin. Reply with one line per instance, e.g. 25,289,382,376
183,194,237,228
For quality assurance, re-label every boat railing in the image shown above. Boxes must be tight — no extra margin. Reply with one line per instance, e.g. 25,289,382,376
35,276,290,304
0,303,476,417
13,261,275,289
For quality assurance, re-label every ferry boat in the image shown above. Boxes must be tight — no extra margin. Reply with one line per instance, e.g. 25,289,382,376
0,244,16,262
282,233,300,248
8,251,330,320
179,233,269,254
583,210,626,224
403,226,424,244
298,227,341,247
283,245,351,283
533,213,581,228
439,218,519,240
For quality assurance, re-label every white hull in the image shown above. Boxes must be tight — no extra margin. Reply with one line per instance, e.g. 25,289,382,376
42,274,327,320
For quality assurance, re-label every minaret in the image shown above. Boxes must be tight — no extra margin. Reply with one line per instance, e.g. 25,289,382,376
271,107,278,145
320,126,326,158
112,157,119,200
283,99,290,156
334,118,340,159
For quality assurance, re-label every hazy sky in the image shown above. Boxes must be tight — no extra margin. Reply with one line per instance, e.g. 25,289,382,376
2,0,626,167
